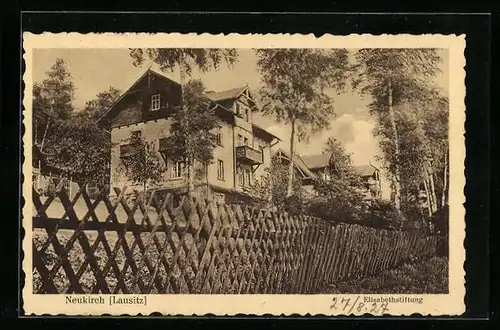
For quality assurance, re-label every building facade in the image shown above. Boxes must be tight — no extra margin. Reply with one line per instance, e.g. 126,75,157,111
98,69,280,202
272,149,382,200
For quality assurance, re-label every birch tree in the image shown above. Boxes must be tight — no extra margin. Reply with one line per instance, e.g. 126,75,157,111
129,48,238,197
33,58,75,148
352,49,443,211
256,49,349,197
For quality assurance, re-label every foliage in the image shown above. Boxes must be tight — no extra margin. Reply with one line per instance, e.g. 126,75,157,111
117,134,165,191
129,48,239,75
43,117,113,185
166,79,219,168
361,199,406,230
306,178,367,224
255,49,349,196
249,157,305,210
323,137,354,178
33,58,75,145
432,205,449,237
39,83,121,185
352,49,444,211
374,86,449,219
80,86,122,122
323,256,448,294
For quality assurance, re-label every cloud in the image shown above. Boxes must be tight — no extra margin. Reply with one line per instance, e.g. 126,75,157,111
267,114,379,165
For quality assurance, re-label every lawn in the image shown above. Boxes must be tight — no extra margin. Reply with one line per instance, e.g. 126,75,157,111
321,256,449,294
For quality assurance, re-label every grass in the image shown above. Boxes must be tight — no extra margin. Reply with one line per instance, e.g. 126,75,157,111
322,256,449,294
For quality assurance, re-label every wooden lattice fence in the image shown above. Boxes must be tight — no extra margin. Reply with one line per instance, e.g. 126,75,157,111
31,182,438,294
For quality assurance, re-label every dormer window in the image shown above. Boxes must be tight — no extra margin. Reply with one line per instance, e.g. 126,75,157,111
151,93,161,111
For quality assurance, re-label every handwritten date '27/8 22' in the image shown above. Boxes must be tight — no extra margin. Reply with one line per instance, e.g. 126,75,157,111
330,297,390,315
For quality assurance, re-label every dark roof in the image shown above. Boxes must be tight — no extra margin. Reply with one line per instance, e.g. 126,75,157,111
272,148,317,179
206,86,247,102
301,153,333,170
97,68,180,127
252,123,281,143
353,165,378,177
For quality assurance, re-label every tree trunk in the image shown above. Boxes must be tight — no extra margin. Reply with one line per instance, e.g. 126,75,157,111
423,174,432,218
387,79,401,211
40,118,51,152
426,166,437,213
286,119,296,198
187,158,195,198
441,151,448,207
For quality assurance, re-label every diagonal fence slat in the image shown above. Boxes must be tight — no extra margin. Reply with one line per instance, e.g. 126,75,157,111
32,183,441,294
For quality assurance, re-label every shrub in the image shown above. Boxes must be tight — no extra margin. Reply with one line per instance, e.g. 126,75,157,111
360,199,405,229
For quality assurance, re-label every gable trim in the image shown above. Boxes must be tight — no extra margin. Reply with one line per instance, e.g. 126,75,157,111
97,69,181,129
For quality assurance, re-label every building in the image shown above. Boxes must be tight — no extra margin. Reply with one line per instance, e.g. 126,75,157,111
272,149,382,200
32,144,81,199
98,69,280,203
352,165,382,200
272,148,317,194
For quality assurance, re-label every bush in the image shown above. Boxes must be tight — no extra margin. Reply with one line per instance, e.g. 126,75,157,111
360,199,405,229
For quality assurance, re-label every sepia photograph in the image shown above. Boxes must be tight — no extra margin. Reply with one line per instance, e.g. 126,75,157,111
22,33,465,315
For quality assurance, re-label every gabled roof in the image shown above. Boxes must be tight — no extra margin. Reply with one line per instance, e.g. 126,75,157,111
272,148,317,180
353,165,378,177
206,86,247,102
301,153,333,170
97,68,180,127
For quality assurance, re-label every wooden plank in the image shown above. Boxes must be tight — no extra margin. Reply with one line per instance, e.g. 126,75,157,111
330,224,347,283
321,224,338,284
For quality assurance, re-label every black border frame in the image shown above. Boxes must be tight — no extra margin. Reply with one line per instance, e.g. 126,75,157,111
0,10,493,326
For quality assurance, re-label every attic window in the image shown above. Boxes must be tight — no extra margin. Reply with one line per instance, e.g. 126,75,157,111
151,93,161,111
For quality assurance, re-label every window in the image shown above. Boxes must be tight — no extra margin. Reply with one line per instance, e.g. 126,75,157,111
246,108,251,122
244,137,249,146
217,159,225,181
237,134,243,147
172,161,185,178
237,167,244,186
235,103,241,116
151,93,161,111
216,126,223,146
244,168,252,186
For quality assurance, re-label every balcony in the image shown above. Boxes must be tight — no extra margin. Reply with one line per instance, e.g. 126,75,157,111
235,145,262,165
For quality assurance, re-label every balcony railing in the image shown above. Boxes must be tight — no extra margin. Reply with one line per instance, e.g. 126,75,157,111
235,145,263,165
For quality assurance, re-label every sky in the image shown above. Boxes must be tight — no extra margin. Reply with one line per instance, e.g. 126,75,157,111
33,48,449,200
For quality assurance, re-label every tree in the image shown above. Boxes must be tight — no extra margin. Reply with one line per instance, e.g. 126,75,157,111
250,157,305,210
129,48,239,196
117,133,165,192
80,86,121,122
323,137,355,179
43,117,112,186
352,49,443,212
165,79,219,195
42,87,122,186
33,58,75,148
255,49,349,197
373,84,448,222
